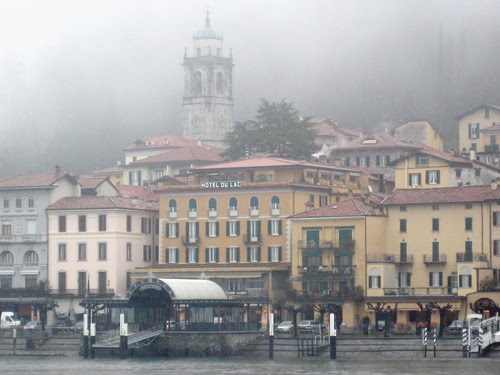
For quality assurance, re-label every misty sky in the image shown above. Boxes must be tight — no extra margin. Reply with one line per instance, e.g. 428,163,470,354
1,0,500,177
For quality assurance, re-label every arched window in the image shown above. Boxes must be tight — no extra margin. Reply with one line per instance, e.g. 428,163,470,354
193,71,202,96
216,72,224,95
168,199,177,212
229,197,238,210
250,196,259,209
459,266,472,288
24,250,39,265
208,198,217,211
28,196,34,208
3,197,9,209
368,268,381,288
16,197,22,208
189,198,197,211
0,251,14,265
271,196,280,209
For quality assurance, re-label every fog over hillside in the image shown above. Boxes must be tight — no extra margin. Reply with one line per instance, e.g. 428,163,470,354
1,0,499,177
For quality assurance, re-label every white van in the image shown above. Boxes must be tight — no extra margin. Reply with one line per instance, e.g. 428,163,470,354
1,312,21,329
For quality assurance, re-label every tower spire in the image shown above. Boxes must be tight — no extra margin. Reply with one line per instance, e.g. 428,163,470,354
205,11,211,28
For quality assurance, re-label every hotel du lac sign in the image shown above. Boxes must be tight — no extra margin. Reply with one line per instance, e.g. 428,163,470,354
200,180,242,189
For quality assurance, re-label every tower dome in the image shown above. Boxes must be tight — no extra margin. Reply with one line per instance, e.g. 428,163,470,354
194,12,222,40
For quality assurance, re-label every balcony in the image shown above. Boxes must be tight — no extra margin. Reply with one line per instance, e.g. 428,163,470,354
367,254,399,263
456,252,488,263
383,287,448,296
299,265,355,277
168,210,177,219
188,209,198,219
333,240,356,251
249,208,260,217
0,208,38,216
228,208,238,217
298,240,335,250
0,234,46,243
0,288,49,298
394,254,414,265
207,209,217,218
270,207,280,216
49,288,114,297
484,144,500,153
181,235,200,245
243,234,261,245
423,254,447,265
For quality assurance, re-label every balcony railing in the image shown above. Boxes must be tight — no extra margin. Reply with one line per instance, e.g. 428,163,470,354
228,208,238,217
0,234,46,243
423,254,447,264
367,254,399,263
485,144,500,153
456,253,488,262
168,211,177,219
383,287,448,296
394,254,414,264
181,236,200,245
298,240,335,250
243,234,261,245
0,289,49,298
270,207,280,216
299,265,355,277
188,210,198,218
207,209,217,218
249,208,260,217
49,288,115,297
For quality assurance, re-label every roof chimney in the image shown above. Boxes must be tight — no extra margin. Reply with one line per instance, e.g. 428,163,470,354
492,179,498,191
55,165,62,176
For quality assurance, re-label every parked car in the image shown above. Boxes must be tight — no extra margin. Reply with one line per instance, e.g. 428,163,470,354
23,321,42,331
54,316,74,328
448,320,465,332
276,321,294,333
71,321,84,334
297,320,320,333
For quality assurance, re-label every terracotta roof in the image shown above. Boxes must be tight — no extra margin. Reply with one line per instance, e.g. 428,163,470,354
290,195,384,219
332,132,421,151
124,135,202,151
77,175,112,190
381,186,498,206
116,185,159,201
129,144,223,166
307,117,357,139
391,143,472,166
480,123,500,133
0,173,76,189
90,165,123,176
47,196,158,211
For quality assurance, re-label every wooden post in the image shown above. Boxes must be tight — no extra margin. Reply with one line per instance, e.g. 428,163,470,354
329,313,337,360
269,313,274,359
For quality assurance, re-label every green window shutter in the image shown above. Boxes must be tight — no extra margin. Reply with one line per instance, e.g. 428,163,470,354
216,222,219,237
257,247,261,262
185,222,189,238
439,272,443,286
226,247,230,262
206,222,209,236
257,221,261,237
407,273,411,286
366,156,370,167
175,249,179,263
236,247,240,262
376,155,380,166
195,223,199,237
166,249,170,264
426,171,429,184
236,221,240,235
247,221,250,237
278,246,282,261
195,248,199,263
278,220,282,235
436,171,440,184
408,174,412,186
369,277,372,288
226,222,230,236
205,248,209,263
247,247,250,262
429,272,432,286
175,223,179,238
398,272,402,287
166,223,170,237
268,247,271,262
185,248,189,262
268,220,272,235
216,248,219,262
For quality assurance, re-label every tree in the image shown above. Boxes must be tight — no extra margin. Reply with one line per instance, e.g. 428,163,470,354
222,99,319,160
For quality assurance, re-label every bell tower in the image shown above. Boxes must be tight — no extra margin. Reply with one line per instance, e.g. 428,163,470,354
182,12,234,148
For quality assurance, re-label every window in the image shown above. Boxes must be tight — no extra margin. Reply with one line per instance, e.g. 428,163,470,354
268,246,282,262
429,272,443,287
400,219,407,233
169,199,177,213
126,243,132,261
58,216,66,232
28,196,34,208
475,168,481,177
227,221,240,236
58,244,66,261
432,218,439,232
188,198,197,212
78,215,86,232
227,247,240,263
248,220,261,241
417,155,429,166
155,170,164,180
141,217,151,234
26,219,36,234
400,205,407,212
23,250,39,265
2,223,11,235
432,241,440,261
459,266,472,288
16,197,21,208
465,240,473,261
98,271,107,294
493,240,500,256
319,196,328,207
129,170,142,185
167,222,179,238
469,123,480,139
455,169,462,178
167,248,178,263
248,246,260,262
368,268,381,288
186,222,199,242
208,198,217,211
426,170,440,185
78,272,87,296
271,196,280,209
58,272,66,293
229,197,238,210
268,220,282,236
78,243,87,261
206,247,219,263
143,245,151,262
398,272,411,287
250,196,259,209
0,251,14,265
3,197,9,208
126,215,132,232
98,243,107,260
216,72,224,94
465,217,473,231
186,247,199,263
400,242,407,262
432,204,439,211
465,203,472,210
206,221,219,237
409,173,421,187
193,71,202,95
98,215,107,231
25,276,38,289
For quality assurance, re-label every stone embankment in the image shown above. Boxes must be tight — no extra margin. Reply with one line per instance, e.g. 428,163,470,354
0,329,81,357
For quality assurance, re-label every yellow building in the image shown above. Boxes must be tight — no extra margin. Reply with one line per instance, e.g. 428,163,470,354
458,104,500,163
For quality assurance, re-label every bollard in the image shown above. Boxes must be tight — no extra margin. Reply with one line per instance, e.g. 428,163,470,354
329,313,337,360
12,328,17,355
422,328,428,358
269,313,274,359
433,328,437,358
83,314,89,359
478,327,483,358
462,328,467,358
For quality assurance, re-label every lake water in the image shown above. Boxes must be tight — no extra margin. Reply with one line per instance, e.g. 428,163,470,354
1,356,499,375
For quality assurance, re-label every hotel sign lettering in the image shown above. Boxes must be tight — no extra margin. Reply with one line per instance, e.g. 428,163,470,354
139,283,162,292
200,181,242,189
